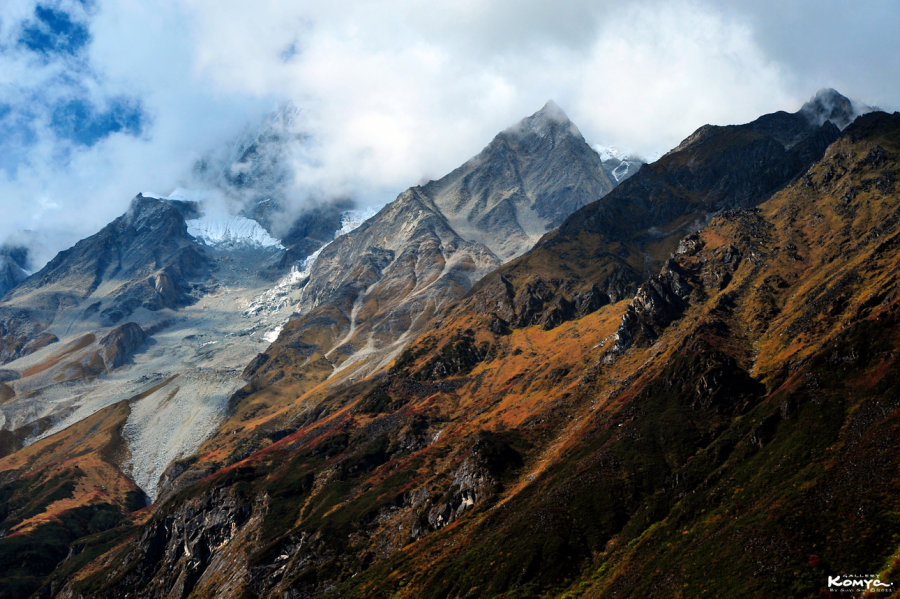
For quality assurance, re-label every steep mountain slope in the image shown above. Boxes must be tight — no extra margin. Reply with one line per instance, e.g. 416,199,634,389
0,102,623,598
423,101,616,261
0,400,144,599
194,103,618,460
452,89,851,334
273,101,614,374
0,196,209,365
38,105,900,599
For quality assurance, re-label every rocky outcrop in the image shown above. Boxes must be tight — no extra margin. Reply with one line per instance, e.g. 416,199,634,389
0,309,57,364
58,487,265,599
611,261,694,353
417,432,522,535
97,322,147,370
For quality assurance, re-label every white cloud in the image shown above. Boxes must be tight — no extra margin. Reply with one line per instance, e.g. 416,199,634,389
0,0,896,270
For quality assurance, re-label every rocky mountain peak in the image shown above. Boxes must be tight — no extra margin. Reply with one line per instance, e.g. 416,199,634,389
124,193,190,233
423,101,615,261
503,99,581,141
800,87,870,130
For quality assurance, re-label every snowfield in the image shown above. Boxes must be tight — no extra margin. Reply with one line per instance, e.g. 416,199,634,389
186,212,284,248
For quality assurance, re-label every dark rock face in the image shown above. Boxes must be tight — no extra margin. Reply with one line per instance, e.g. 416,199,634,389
23,195,207,304
556,112,839,243
611,210,770,356
611,260,694,353
274,199,355,267
800,88,869,130
0,246,30,298
417,431,522,535
64,487,262,599
0,308,57,364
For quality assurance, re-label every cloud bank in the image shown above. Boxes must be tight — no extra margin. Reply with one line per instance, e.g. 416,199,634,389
0,0,896,269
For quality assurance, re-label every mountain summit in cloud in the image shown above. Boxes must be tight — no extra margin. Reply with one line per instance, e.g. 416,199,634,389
801,87,874,130
426,101,616,261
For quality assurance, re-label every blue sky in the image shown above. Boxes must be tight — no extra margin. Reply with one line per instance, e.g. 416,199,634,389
0,0,898,269
1,2,144,174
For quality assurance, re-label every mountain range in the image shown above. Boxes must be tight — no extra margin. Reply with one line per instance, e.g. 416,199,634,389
0,89,897,599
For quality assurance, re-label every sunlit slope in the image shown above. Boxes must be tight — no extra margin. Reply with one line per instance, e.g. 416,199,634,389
59,112,900,597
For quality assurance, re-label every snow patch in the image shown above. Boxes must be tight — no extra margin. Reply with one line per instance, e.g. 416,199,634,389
243,246,322,320
262,324,283,343
146,187,284,248
594,145,627,162
187,212,283,248
336,206,378,237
